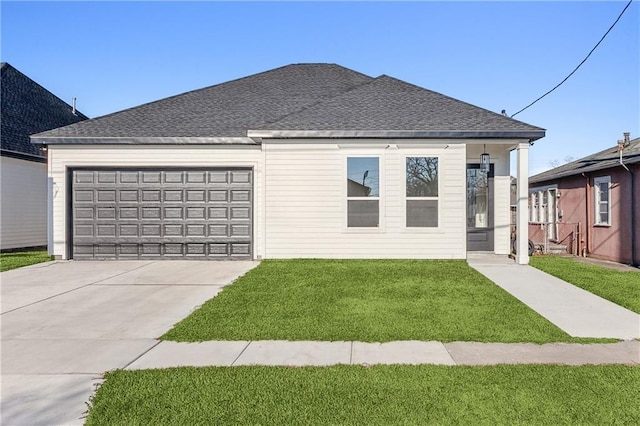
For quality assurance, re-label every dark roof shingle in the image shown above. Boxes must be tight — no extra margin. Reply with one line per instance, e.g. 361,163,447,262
530,136,640,184
33,63,544,142
34,64,372,139
1,63,87,157
258,75,543,134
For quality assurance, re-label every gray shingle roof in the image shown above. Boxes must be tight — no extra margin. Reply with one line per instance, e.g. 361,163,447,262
530,136,640,184
1,63,87,158
255,75,544,135
33,63,544,143
34,64,372,139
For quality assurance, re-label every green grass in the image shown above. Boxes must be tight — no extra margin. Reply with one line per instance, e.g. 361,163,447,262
86,365,640,425
0,249,52,272
162,259,595,343
530,256,640,313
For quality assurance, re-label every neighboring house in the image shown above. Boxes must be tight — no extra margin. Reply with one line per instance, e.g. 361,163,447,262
528,133,639,266
1,63,87,250
31,63,544,263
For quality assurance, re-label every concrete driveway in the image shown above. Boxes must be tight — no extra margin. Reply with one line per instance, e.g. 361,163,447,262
0,259,258,426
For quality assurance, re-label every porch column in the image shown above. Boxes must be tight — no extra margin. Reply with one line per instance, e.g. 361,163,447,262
516,142,529,264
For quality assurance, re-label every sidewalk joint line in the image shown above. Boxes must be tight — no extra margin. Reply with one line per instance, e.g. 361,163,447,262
1,262,156,315
349,341,353,365
122,340,162,370
442,342,458,366
231,341,252,366
90,261,156,285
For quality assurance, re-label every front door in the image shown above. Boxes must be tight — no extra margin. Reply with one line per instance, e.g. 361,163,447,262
467,164,494,251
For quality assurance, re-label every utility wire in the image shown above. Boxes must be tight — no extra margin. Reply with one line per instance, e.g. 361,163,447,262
511,0,633,118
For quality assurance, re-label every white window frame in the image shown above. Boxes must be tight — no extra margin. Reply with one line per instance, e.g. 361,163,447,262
529,184,558,225
529,192,539,223
403,155,440,229
594,176,611,226
547,188,558,240
344,155,382,230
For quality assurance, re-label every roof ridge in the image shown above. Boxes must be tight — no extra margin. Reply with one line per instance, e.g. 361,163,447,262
373,74,545,131
53,63,370,132
259,73,376,128
0,63,89,120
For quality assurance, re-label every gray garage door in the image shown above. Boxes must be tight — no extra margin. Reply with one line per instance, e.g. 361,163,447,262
71,169,252,260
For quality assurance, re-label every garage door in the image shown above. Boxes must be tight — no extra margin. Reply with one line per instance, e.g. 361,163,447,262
71,168,252,259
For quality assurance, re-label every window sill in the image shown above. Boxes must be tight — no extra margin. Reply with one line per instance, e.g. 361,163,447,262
343,228,386,234
401,227,444,233
593,223,612,228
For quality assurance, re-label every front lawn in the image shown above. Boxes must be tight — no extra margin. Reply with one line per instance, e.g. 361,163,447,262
86,365,640,425
530,256,640,313
0,249,52,272
163,259,586,343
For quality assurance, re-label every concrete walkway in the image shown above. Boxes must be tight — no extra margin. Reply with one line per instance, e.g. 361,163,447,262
126,339,639,370
1,260,259,426
467,253,640,340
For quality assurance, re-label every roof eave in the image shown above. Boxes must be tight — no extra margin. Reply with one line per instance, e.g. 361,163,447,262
530,157,640,184
30,136,259,146
247,129,545,140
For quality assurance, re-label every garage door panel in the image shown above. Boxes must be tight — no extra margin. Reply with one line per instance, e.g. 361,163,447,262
75,171,94,184
141,172,161,183
231,170,252,184
72,168,252,260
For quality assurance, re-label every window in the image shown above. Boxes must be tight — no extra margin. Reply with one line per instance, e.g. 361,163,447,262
347,157,379,227
594,176,611,225
529,186,558,226
406,157,438,227
529,192,538,222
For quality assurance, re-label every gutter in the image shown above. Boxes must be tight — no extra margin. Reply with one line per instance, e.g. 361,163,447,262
246,129,546,140
618,133,637,267
581,173,590,257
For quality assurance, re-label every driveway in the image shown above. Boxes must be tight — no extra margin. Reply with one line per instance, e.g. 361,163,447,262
0,260,259,426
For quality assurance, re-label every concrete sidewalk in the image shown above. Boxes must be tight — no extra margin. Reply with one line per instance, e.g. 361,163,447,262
467,254,640,340
126,340,639,370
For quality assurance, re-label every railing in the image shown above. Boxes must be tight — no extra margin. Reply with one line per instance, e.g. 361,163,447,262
527,222,581,255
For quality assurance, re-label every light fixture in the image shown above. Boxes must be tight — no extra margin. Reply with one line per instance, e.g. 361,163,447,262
480,144,490,171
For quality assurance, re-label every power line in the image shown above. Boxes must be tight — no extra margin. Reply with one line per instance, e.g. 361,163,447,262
511,0,633,118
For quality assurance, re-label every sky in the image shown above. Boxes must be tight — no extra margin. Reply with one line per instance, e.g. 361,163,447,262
2,1,638,176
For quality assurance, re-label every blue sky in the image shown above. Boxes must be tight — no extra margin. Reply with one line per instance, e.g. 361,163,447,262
2,1,638,175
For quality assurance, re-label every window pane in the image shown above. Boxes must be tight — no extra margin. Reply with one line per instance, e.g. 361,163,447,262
600,211,609,224
467,168,488,227
348,200,379,227
347,157,379,197
407,200,438,227
406,157,438,197
599,183,609,202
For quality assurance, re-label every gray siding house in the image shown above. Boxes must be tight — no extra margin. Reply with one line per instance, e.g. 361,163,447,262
1,63,87,250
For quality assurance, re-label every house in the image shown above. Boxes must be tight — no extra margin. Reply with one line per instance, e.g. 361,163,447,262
1,63,88,250
528,133,639,267
30,63,544,263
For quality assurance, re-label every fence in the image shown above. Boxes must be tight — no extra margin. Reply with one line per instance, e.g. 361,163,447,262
527,222,581,255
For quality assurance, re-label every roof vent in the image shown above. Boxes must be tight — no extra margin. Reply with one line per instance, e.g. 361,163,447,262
623,132,630,147
72,97,77,115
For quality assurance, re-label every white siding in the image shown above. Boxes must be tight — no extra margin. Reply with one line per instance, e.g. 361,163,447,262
0,156,48,249
493,176,511,254
49,140,519,260
48,145,263,259
264,140,467,258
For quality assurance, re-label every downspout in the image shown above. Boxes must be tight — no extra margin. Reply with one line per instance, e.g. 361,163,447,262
619,133,637,267
581,173,590,257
